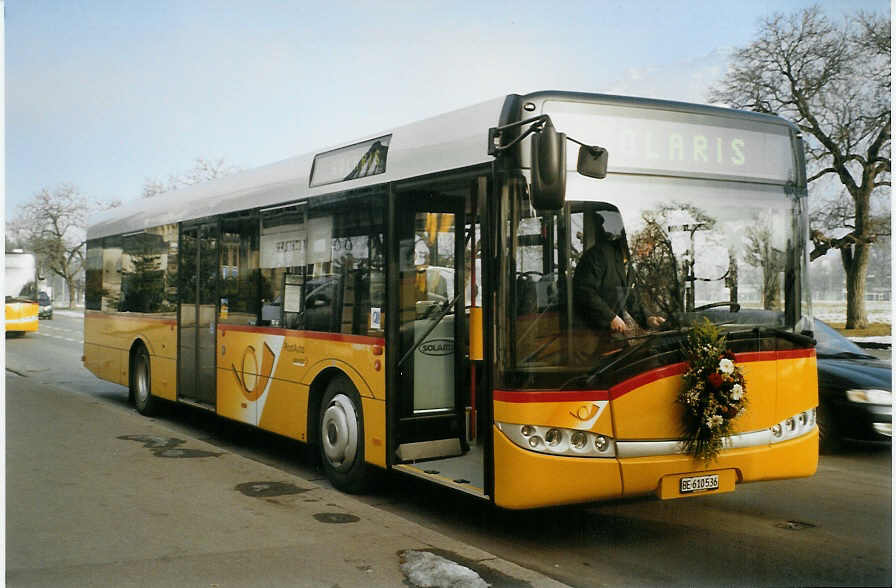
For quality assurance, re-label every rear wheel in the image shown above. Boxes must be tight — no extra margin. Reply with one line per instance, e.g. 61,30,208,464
132,345,157,416
319,375,368,493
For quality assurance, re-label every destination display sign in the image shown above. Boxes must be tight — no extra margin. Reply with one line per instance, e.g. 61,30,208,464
260,224,306,269
310,135,391,187
544,100,795,183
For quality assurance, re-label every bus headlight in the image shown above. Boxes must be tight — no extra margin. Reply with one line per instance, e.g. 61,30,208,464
769,409,817,443
545,428,563,447
497,422,616,458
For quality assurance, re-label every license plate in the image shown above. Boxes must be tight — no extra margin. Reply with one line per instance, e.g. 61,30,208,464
679,474,719,494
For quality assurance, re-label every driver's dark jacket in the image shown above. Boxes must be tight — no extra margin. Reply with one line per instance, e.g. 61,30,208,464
573,240,647,330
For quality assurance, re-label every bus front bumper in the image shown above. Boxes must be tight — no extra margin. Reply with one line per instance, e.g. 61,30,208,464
492,425,818,510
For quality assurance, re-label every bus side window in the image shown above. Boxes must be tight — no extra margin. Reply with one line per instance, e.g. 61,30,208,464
305,189,385,336
219,211,259,326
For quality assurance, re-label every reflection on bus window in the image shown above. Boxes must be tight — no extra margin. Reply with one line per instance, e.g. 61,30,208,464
501,176,804,390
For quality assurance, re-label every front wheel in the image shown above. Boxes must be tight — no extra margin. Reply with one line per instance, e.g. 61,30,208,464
132,345,157,416
319,375,368,493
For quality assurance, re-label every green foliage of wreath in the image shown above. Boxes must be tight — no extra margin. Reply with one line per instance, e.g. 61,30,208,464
678,318,748,462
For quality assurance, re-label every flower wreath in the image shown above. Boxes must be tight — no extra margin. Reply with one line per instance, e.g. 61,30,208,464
678,318,747,462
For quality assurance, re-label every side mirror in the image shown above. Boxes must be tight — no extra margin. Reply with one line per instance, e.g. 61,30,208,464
530,122,566,211
577,145,608,179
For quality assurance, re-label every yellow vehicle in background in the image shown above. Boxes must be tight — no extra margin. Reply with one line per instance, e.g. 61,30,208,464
5,250,39,336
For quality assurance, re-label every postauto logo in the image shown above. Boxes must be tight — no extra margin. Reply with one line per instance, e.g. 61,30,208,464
232,342,276,401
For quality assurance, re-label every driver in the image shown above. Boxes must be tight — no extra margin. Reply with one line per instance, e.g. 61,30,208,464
573,206,664,341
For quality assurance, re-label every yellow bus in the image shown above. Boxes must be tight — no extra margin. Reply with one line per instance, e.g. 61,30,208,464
84,91,818,508
5,250,39,336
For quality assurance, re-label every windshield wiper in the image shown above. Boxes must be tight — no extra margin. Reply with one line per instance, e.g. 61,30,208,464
578,327,690,387
726,325,816,347
693,301,741,313
818,351,876,360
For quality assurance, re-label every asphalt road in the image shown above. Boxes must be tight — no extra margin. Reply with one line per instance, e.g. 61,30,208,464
6,313,892,587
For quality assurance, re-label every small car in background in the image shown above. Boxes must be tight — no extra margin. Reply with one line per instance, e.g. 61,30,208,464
38,291,53,320
815,319,891,452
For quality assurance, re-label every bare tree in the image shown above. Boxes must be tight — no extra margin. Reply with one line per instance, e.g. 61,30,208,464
12,185,87,308
143,157,240,198
708,7,890,328
8,185,120,308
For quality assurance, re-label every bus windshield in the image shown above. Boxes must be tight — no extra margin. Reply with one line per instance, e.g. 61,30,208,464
499,174,809,389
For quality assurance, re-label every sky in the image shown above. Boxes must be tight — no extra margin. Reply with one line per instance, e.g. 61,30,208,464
4,0,890,218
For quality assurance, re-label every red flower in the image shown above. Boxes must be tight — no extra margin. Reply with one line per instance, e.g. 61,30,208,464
723,349,736,361
707,373,723,389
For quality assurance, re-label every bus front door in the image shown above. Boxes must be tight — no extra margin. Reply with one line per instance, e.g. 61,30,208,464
395,192,468,463
177,222,218,408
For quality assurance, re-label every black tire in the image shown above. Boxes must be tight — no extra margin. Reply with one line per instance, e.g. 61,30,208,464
132,345,158,416
817,402,841,454
318,374,368,493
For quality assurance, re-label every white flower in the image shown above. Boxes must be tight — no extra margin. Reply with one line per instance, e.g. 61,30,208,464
706,414,724,428
718,358,735,375
731,384,744,401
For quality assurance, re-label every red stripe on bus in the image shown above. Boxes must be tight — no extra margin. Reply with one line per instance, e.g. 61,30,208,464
219,323,385,346
494,389,611,403
85,311,176,326
733,352,766,363
608,363,687,399
775,348,816,360
496,348,815,404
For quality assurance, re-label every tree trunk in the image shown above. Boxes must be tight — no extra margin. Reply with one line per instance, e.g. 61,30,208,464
842,242,870,329
66,274,77,309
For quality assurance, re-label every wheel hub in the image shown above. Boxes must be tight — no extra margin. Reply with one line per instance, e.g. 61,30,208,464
321,394,358,471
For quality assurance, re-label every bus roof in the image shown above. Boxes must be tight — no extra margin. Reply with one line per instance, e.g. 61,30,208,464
88,91,796,240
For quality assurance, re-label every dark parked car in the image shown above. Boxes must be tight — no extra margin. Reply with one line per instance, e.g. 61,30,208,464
815,319,891,452
38,291,53,320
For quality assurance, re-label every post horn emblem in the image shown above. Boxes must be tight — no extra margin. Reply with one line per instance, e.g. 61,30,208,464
232,342,276,402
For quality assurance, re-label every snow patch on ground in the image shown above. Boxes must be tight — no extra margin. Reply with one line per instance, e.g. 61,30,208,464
849,336,892,344
813,300,892,324
400,550,489,588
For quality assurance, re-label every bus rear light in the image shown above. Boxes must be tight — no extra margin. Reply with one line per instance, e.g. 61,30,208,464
498,422,616,458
